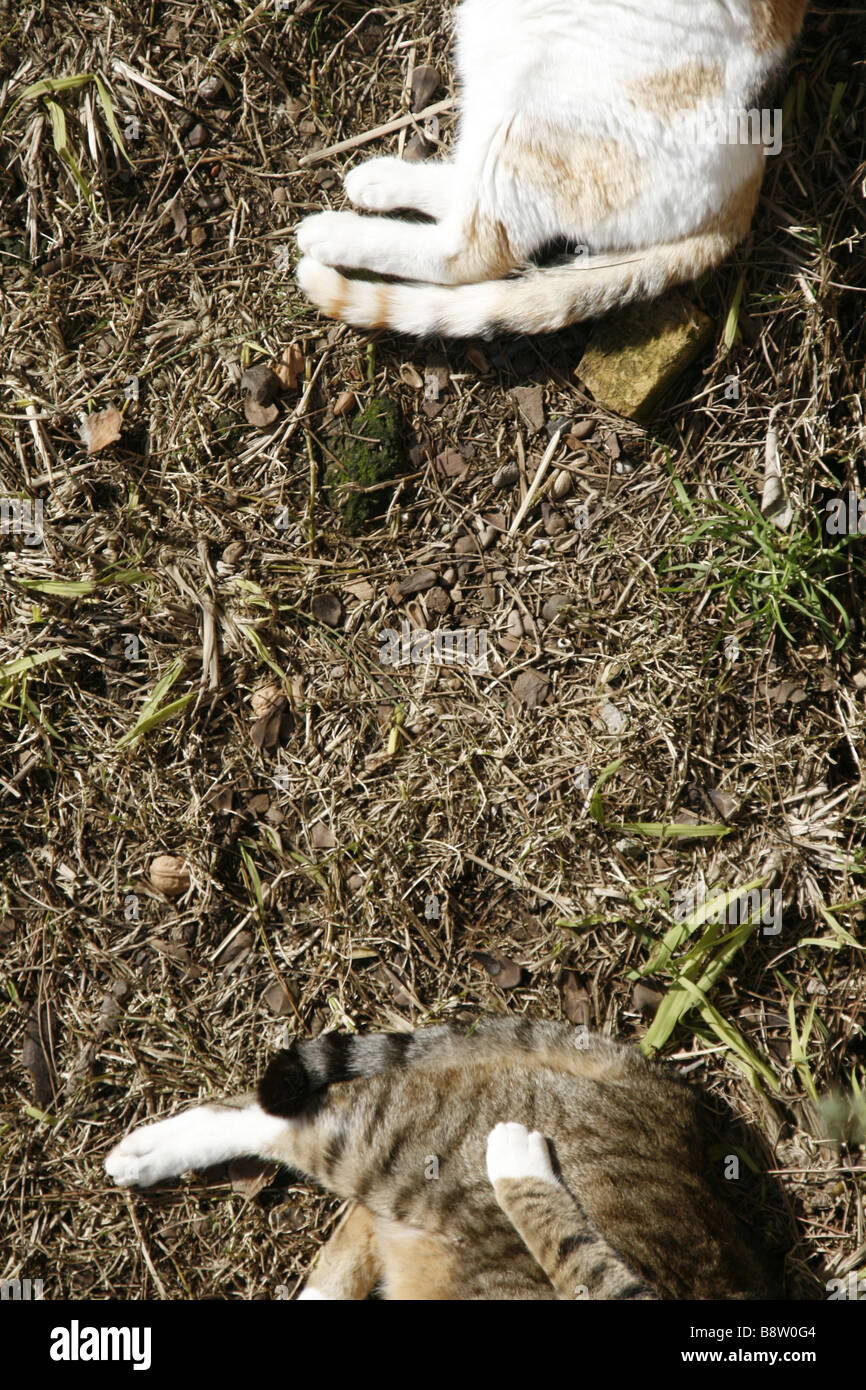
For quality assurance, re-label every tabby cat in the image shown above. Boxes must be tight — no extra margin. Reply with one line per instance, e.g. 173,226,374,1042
105,1019,778,1300
296,0,807,337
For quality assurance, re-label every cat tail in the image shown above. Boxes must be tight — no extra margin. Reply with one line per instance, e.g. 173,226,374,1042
296,230,736,339
258,1020,621,1118
258,1027,453,1117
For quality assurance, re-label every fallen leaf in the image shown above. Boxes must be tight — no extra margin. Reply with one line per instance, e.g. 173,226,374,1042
598,700,628,735
472,950,522,989
263,982,295,1017
311,592,343,627
511,384,545,433
377,962,411,1007
560,972,590,1027
310,822,336,850
466,346,490,375
80,407,122,455
229,1157,273,1199
509,669,549,711
251,683,284,718
275,342,305,391
542,594,572,623
22,1004,58,1109
435,448,467,478
632,982,664,1014
411,64,441,109
343,577,374,602
149,938,193,966
761,418,793,530
250,700,292,753
492,462,520,490
165,192,187,237
769,679,808,705
218,930,253,970
706,788,738,819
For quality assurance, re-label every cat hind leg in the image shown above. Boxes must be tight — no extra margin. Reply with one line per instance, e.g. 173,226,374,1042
298,1202,381,1301
296,203,518,287
344,157,455,220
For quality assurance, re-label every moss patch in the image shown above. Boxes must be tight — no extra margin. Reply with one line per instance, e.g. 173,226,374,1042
325,395,405,534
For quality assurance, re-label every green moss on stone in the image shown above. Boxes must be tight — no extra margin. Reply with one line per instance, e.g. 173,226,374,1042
577,293,715,420
326,395,404,534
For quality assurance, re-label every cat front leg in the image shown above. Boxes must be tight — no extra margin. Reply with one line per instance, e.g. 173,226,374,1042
344,157,455,220
105,1100,289,1188
486,1123,656,1301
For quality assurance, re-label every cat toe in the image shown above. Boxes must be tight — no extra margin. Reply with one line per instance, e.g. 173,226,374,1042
486,1122,557,1185
344,159,404,212
104,1139,158,1188
296,211,358,266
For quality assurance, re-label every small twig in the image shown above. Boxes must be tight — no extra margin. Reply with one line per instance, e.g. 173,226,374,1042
508,427,563,536
298,96,456,166
463,851,574,915
111,59,181,106
304,353,317,553
122,1194,168,1297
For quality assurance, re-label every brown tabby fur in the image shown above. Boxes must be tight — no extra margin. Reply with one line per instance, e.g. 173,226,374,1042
247,1021,778,1300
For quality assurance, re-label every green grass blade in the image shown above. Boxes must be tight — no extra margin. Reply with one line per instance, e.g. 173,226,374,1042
94,73,133,165
117,659,193,746
0,647,66,684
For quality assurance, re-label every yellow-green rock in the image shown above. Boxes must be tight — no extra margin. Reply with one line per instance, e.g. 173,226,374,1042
577,294,714,420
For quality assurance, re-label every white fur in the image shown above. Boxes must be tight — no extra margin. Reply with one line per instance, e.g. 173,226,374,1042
104,1104,288,1188
486,1122,558,1185
294,0,802,335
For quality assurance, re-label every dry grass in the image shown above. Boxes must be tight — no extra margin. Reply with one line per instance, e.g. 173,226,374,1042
0,1,864,1300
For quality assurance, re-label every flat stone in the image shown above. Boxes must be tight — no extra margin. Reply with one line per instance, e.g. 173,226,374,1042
576,293,714,420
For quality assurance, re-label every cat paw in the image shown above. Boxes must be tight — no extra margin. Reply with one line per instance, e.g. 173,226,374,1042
297,1287,330,1300
486,1122,557,1185
296,211,364,267
104,1114,196,1188
344,157,411,212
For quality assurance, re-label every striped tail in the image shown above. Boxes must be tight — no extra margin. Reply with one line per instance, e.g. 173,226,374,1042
296,228,736,339
257,1018,614,1118
258,1027,451,1117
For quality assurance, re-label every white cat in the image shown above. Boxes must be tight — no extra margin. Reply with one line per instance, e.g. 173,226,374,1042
296,0,807,337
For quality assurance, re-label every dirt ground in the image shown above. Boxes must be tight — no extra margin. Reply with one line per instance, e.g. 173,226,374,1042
1,1,864,1300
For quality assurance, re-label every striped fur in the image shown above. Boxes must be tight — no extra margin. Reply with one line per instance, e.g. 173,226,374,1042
107,1020,780,1300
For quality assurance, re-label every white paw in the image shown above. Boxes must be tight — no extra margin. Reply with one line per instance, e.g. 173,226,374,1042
105,1116,189,1188
344,158,409,212
297,1287,330,1300
486,1122,557,1185
296,210,365,267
